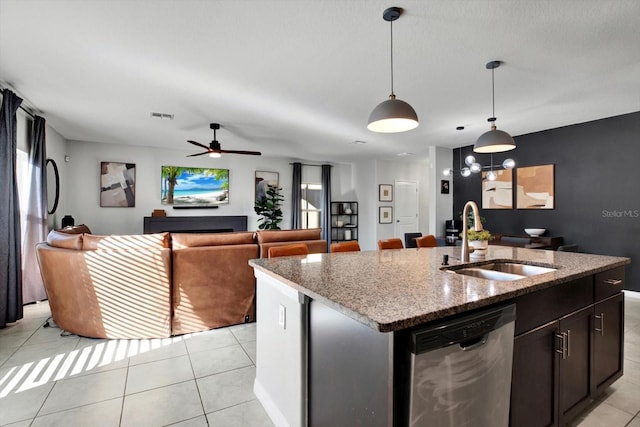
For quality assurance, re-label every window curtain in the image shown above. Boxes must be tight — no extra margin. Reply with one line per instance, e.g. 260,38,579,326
321,164,332,250
22,115,48,304
291,162,302,229
0,89,24,327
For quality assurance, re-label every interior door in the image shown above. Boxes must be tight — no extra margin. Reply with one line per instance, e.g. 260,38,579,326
394,180,419,238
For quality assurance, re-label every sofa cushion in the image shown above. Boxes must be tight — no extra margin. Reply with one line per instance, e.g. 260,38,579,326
171,232,255,249
47,230,84,250
256,228,321,244
83,232,170,250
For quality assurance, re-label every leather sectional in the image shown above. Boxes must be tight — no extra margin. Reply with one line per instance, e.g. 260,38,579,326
36,228,326,339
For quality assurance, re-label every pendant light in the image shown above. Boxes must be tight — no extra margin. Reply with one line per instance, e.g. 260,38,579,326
474,60,515,153
367,7,419,133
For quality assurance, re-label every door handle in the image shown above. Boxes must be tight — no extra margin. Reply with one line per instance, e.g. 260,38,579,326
595,313,605,336
555,332,567,359
603,279,622,286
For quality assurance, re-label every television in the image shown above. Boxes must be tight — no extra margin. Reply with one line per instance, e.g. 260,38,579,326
161,166,229,208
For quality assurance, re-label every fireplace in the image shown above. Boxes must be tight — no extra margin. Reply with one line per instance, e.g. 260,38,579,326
143,216,248,234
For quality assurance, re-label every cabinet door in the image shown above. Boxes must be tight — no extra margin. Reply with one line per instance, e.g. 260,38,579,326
511,321,559,427
558,306,593,423
593,293,624,394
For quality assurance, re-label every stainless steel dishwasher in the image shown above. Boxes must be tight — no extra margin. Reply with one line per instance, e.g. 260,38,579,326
407,303,516,427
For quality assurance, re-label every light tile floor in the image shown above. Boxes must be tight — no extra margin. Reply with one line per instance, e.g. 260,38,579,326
1,292,639,426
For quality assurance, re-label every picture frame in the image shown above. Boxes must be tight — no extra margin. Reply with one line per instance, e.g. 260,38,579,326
379,206,393,224
379,184,393,202
440,180,450,194
100,161,135,207
161,166,229,208
516,164,555,209
255,170,279,204
482,169,513,209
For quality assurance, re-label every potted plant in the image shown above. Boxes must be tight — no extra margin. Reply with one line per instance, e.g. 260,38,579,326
254,186,284,230
463,229,493,257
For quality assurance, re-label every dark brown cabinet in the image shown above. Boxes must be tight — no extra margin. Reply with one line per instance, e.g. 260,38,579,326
592,292,624,394
510,267,625,427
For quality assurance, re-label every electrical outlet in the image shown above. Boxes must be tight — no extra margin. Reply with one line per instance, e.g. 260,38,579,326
278,304,286,329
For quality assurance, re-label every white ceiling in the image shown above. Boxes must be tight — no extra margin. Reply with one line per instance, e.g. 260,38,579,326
1,0,639,163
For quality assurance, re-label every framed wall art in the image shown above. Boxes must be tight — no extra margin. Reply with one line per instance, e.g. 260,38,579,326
379,206,393,224
379,184,393,202
441,180,450,194
161,166,229,208
100,162,135,207
516,164,555,209
482,169,513,209
255,170,279,204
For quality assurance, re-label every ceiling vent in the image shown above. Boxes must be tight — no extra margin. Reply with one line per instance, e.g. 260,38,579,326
150,112,174,120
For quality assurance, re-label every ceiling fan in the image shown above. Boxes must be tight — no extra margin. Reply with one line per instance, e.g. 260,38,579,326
187,123,261,157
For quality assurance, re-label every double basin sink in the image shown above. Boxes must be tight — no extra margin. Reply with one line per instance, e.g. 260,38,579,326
443,261,558,281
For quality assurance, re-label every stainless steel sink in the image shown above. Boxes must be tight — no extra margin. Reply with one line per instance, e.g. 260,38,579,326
478,262,556,276
443,261,558,281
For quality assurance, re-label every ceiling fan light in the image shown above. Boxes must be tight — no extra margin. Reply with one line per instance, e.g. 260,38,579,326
209,152,221,158
474,127,516,153
367,96,419,133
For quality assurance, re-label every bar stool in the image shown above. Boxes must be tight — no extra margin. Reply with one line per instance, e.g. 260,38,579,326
378,238,404,250
330,241,361,252
415,235,438,248
268,244,309,258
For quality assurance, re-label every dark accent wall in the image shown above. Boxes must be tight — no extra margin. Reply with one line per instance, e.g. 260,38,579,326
453,111,640,291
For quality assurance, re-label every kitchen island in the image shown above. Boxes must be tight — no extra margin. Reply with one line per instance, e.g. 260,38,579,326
249,245,630,427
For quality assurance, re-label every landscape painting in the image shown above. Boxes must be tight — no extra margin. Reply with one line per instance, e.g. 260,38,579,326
161,166,229,207
516,164,555,209
482,169,513,209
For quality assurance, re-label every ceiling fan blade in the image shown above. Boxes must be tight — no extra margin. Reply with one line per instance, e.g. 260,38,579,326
220,149,262,156
187,140,210,150
187,151,210,157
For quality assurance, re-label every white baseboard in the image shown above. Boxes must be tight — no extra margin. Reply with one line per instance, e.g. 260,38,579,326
254,378,290,427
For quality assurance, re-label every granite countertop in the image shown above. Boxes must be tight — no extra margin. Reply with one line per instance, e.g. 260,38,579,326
249,246,630,333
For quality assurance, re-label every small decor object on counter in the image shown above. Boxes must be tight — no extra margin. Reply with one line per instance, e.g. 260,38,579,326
465,229,493,258
61,215,75,228
152,209,166,217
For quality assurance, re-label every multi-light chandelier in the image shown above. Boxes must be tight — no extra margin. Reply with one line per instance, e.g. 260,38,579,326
443,153,515,181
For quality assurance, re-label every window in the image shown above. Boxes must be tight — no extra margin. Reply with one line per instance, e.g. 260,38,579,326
16,148,30,239
301,183,322,229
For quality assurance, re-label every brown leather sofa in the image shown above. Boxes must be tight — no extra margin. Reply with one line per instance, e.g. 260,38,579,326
36,228,327,339
256,228,327,257
171,232,258,336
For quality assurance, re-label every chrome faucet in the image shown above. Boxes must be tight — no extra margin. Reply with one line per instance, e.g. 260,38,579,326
461,201,483,263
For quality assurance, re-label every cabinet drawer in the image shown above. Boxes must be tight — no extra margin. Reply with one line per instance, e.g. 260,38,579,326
595,267,624,301
513,276,592,336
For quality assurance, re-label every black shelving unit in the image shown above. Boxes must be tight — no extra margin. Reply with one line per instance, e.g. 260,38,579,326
331,201,358,242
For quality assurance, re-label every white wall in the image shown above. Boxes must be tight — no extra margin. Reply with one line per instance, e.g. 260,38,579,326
374,158,430,244
428,146,454,237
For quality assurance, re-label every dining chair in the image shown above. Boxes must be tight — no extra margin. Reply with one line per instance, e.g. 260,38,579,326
378,238,404,250
404,232,422,249
330,241,361,253
415,235,438,248
268,243,309,258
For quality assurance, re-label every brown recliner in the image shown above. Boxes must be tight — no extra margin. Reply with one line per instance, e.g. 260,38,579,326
256,228,327,258
36,231,172,339
171,232,258,335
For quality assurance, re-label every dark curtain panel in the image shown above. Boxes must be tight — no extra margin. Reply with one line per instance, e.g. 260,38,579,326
291,162,302,229
23,115,48,303
0,89,24,327
321,164,332,250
